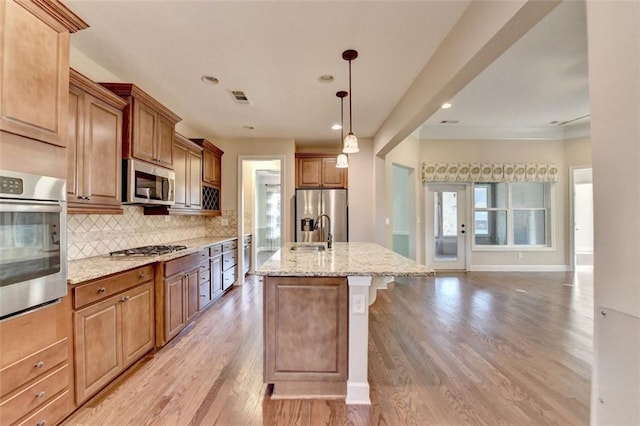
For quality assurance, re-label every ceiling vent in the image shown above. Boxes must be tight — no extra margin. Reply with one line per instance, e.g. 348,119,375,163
228,90,251,105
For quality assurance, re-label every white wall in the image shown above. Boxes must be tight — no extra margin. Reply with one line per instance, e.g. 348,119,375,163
345,138,374,242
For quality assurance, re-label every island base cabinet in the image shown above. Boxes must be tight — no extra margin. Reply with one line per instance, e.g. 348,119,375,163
263,276,348,399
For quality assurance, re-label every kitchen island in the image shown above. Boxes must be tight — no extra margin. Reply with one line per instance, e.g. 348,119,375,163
255,242,434,404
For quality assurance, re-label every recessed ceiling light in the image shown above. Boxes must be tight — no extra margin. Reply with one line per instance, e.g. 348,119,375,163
242,125,255,130
441,102,452,109
318,74,334,84
201,75,219,85
331,124,342,130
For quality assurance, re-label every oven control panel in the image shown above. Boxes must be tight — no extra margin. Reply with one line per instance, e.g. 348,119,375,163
0,175,24,195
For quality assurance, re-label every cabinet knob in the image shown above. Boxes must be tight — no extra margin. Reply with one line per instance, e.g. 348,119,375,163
98,287,106,294
139,271,145,279
34,361,44,369
77,195,83,199
37,421,46,426
35,391,45,399
119,296,130,303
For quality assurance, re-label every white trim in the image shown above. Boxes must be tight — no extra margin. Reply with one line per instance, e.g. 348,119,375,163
345,382,371,405
469,264,570,272
569,165,593,272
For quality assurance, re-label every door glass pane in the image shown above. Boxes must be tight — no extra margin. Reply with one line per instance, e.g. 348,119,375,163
474,183,506,208
514,210,546,245
434,192,458,261
474,211,507,245
512,183,545,208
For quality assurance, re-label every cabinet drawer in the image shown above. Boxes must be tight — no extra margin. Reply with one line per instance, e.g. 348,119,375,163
223,267,236,290
222,252,237,271
0,364,69,425
74,265,154,309
222,240,237,252
0,339,67,398
199,249,209,262
210,244,222,257
15,389,70,426
164,252,200,277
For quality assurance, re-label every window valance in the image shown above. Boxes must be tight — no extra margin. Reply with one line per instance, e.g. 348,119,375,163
421,162,558,183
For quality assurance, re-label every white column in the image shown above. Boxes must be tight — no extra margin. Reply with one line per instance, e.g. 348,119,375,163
346,275,372,405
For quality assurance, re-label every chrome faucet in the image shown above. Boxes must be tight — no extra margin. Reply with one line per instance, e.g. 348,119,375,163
314,214,333,249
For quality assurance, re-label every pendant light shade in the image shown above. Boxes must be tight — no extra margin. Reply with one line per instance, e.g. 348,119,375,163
342,49,359,154
336,90,349,168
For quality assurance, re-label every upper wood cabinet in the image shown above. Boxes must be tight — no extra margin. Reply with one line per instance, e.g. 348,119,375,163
191,138,223,216
0,0,87,147
172,134,202,212
67,69,126,215
296,154,347,188
99,83,181,169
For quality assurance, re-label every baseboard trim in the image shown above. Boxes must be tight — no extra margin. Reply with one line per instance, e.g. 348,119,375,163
469,264,570,272
346,381,371,405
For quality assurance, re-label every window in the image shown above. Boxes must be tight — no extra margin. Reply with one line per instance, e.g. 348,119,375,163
473,182,551,248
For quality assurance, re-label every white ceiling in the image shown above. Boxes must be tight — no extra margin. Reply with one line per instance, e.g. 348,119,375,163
65,0,589,144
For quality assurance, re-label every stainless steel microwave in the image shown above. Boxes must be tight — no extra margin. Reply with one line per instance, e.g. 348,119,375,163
0,170,67,320
123,159,175,205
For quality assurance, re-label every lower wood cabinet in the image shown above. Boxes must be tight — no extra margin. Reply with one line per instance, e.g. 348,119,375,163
73,265,154,405
0,297,73,426
211,249,223,299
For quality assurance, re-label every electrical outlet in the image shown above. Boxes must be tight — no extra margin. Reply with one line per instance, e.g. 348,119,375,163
164,216,170,222
221,218,229,226
190,216,195,222
352,295,366,314
517,252,523,259
385,218,390,225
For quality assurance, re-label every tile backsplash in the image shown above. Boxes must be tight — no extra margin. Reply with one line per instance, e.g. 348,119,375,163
67,206,206,260
205,210,239,237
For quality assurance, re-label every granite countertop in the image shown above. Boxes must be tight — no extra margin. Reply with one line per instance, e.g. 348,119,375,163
67,236,237,285
254,242,435,277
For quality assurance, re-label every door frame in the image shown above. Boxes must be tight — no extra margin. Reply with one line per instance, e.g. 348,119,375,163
424,183,470,271
569,165,593,270
391,163,417,260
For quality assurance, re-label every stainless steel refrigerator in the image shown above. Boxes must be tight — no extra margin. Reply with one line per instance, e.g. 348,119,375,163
295,189,348,243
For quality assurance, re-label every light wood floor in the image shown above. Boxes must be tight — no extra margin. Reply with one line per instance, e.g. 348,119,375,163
63,268,593,425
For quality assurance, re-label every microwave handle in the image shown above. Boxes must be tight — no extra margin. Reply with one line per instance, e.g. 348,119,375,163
0,201,62,213
163,178,175,201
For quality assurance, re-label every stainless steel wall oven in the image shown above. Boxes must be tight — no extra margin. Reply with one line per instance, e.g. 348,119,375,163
0,170,67,320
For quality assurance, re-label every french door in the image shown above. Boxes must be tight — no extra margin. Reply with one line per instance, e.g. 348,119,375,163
425,184,468,270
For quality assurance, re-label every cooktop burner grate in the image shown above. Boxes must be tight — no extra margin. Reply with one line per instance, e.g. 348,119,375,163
109,244,188,257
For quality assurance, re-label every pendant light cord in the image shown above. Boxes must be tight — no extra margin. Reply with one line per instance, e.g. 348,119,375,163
348,59,353,133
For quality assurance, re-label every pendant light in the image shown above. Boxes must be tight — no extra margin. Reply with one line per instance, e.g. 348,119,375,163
336,91,349,168
342,49,359,154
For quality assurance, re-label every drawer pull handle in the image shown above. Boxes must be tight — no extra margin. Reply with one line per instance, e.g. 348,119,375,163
139,271,145,279
37,421,46,426
98,287,106,294
35,391,45,399
34,361,44,369
119,296,130,302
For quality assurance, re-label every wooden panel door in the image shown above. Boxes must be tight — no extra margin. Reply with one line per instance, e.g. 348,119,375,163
67,86,84,201
0,0,70,147
74,296,121,404
83,93,122,207
173,142,188,208
321,157,346,188
156,115,174,168
297,158,322,187
121,283,154,368
188,150,202,208
164,274,185,342
132,99,156,164
185,268,200,323
203,149,215,184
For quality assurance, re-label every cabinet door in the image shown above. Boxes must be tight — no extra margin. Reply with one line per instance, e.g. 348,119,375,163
297,158,322,187
0,0,70,147
121,283,154,368
156,115,174,168
188,150,202,208
321,157,346,188
132,99,156,164
74,296,121,404
173,142,188,208
203,149,214,184
83,93,122,207
211,256,223,298
164,274,185,342
185,268,199,323
67,86,84,201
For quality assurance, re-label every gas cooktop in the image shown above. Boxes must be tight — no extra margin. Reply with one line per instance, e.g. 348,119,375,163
109,245,188,257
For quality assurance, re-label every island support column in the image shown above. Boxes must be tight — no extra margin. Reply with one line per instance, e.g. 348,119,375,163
346,275,372,405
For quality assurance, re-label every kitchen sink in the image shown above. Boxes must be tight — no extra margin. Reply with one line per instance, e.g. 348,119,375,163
290,244,326,252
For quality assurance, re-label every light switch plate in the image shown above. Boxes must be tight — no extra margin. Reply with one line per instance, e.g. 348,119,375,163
221,218,229,226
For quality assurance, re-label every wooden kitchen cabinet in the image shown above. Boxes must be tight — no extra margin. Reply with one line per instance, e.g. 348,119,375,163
222,239,238,291
156,253,201,347
191,138,223,216
73,265,154,405
99,83,181,169
0,297,74,426
295,154,347,188
67,69,126,215
0,0,87,147
172,134,202,212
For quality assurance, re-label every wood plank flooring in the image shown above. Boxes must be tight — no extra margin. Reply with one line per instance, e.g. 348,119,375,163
63,268,592,425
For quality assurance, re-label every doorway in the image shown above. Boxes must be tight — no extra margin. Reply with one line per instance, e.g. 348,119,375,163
571,167,593,268
391,164,416,259
425,184,468,270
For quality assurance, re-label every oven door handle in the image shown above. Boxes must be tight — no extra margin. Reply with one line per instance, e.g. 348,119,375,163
0,201,63,213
